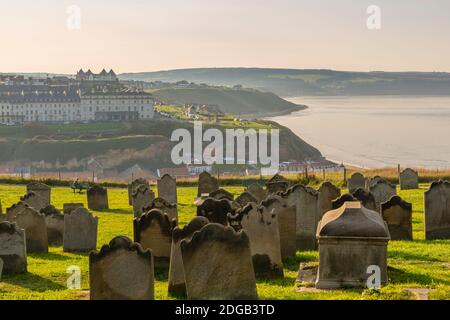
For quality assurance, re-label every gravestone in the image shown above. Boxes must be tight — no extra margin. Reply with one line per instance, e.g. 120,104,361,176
6,201,28,222
209,189,234,201
157,174,177,204
266,174,289,194
332,194,358,210
134,209,176,267
63,207,98,252
347,173,366,193
369,180,397,212
87,185,109,211
0,257,3,281
279,184,320,250
63,203,84,215
40,205,65,245
196,198,235,225
316,202,390,289
318,182,341,219
128,178,149,206
26,182,51,207
246,183,268,203
261,196,297,259
180,223,257,300
197,172,219,197
424,180,450,240
168,217,209,296
89,236,154,300
235,192,258,207
144,198,178,222
0,222,27,274
238,203,283,278
381,196,413,240
132,184,154,218
20,191,45,211
352,188,377,211
15,207,48,253
366,175,383,190
400,168,419,190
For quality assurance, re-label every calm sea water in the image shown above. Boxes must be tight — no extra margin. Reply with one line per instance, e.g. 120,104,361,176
270,96,450,169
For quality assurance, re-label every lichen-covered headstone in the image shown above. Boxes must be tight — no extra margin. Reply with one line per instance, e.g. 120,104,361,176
63,207,98,252
157,174,177,204
318,182,341,219
180,223,257,300
134,209,176,267
197,172,219,197
238,203,283,278
196,198,235,225
209,189,234,201
6,201,29,222
279,184,320,250
369,180,397,212
132,185,154,218
0,222,27,274
63,203,84,215
144,198,178,222
40,205,64,245
87,185,109,211
15,207,48,253
347,173,366,193
168,217,209,296
235,192,258,207
266,174,289,194
246,183,268,203
381,196,413,240
89,236,154,300
400,168,419,190
20,191,45,211
26,182,51,207
424,180,450,240
128,178,149,206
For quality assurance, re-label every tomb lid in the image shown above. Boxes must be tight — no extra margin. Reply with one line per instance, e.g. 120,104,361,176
317,202,389,239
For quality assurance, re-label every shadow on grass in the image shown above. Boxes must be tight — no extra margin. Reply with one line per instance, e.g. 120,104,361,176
257,276,297,287
2,272,66,292
155,267,169,281
388,250,441,262
282,251,318,272
388,266,450,286
28,251,74,261
97,208,131,215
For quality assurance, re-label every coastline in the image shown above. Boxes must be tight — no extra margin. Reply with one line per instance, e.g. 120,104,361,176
241,104,307,120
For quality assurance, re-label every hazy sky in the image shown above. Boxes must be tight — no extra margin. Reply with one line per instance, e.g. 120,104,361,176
1,0,450,74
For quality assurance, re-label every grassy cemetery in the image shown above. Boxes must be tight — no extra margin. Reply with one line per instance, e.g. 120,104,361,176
0,173,449,300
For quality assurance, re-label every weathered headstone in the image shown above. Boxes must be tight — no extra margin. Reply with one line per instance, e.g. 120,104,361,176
157,174,177,204
197,172,219,197
209,189,234,201
381,196,413,240
266,174,289,194
134,209,176,267
15,207,48,253
63,203,84,215
279,184,320,250
424,180,450,240
246,183,268,203
168,217,209,296
20,191,45,211
40,205,65,245
0,222,27,274
26,182,51,207
352,188,377,211
63,207,98,252
144,198,178,222
400,168,419,190
0,257,3,281
366,175,383,190
89,236,154,300
331,194,358,210
180,223,258,300
369,180,397,212
196,198,235,225
87,185,109,211
261,196,297,259
6,201,29,222
128,178,149,206
238,203,283,278
318,182,341,219
347,173,366,193
132,184,154,218
316,202,390,289
235,192,258,207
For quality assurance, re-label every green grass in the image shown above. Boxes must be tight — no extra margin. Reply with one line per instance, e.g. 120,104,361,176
0,184,449,300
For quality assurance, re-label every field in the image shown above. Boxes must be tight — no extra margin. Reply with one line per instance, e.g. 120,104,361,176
0,183,449,300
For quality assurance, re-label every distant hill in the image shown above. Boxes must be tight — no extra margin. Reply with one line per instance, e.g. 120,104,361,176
150,86,304,116
120,68,450,97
